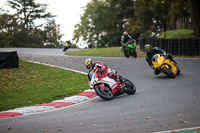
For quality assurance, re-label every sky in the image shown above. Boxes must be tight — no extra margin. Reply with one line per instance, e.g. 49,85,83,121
0,0,92,45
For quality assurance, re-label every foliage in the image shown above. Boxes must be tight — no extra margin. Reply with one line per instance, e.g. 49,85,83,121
73,0,134,48
188,0,200,37
132,0,190,38
0,0,63,48
0,60,89,111
73,0,192,47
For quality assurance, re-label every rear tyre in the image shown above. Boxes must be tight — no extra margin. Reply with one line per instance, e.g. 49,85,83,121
123,78,136,95
162,66,176,78
177,66,181,75
63,47,68,51
94,85,114,100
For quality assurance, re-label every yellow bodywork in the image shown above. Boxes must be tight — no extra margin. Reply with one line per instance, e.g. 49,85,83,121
152,54,177,75
65,43,70,47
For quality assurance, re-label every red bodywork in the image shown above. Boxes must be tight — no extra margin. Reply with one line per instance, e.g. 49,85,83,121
95,72,123,94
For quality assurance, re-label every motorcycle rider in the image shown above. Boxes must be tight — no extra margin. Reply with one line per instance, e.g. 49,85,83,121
120,31,136,55
144,44,177,75
65,40,71,46
84,58,124,85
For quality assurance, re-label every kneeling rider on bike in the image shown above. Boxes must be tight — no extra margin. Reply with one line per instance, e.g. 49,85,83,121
120,31,136,55
144,44,177,75
84,58,124,86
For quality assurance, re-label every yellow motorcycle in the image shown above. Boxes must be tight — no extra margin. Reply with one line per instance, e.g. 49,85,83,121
63,42,70,51
152,54,180,78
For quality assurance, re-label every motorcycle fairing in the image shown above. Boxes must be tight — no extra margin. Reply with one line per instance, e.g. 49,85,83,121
65,43,70,47
162,60,177,74
152,54,165,69
152,54,178,75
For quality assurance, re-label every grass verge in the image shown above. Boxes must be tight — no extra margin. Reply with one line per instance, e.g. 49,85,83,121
0,60,89,112
159,29,194,38
66,46,146,57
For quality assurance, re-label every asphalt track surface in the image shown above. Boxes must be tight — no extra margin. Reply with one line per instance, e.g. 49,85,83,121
0,48,200,133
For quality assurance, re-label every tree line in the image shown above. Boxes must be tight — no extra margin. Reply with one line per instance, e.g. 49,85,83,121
0,0,63,48
0,0,199,48
73,0,200,48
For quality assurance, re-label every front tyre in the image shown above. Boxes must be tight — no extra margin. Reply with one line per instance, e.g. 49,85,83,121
94,85,114,100
133,49,137,58
177,66,181,75
124,53,129,58
123,78,136,95
162,66,176,78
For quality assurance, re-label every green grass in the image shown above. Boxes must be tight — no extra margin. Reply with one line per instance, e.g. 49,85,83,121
0,60,89,111
159,29,194,38
66,46,146,57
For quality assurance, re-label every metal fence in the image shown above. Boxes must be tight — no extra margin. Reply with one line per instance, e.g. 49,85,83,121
138,37,200,56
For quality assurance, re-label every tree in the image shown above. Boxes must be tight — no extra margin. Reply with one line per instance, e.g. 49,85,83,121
7,0,54,31
169,0,189,30
0,0,63,47
73,0,134,47
42,19,64,48
132,0,190,38
131,0,153,38
0,13,16,47
188,0,200,37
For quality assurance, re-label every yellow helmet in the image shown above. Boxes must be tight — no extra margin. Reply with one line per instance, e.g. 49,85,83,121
144,44,152,51
84,58,94,70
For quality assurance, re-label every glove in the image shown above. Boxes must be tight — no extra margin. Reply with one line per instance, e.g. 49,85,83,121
123,43,126,47
163,52,167,56
97,69,105,75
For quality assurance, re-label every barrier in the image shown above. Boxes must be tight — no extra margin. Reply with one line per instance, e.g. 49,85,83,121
138,37,200,56
0,51,19,69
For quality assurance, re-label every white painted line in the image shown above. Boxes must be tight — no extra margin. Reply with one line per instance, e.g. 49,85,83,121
25,60,87,75
153,126,200,133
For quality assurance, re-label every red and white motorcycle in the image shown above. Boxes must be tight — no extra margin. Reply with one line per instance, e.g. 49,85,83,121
88,68,136,100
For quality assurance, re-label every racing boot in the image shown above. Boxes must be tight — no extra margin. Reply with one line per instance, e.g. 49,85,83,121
117,75,124,83
120,47,125,53
154,69,161,75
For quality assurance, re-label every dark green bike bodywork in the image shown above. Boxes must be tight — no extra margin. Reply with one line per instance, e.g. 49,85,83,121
123,39,137,58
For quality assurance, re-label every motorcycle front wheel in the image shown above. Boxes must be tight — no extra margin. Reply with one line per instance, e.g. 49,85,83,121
94,85,114,100
123,78,136,95
162,66,176,78
133,49,137,58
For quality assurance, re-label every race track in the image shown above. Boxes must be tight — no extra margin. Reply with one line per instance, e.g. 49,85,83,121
0,48,200,133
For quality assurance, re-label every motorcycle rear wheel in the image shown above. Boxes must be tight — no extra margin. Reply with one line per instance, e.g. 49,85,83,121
94,85,114,100
123,78,136,95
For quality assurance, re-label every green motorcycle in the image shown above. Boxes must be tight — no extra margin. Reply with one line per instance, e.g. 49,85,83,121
121,39,137,58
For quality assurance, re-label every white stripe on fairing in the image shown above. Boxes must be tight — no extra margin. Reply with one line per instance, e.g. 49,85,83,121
2,106,55,115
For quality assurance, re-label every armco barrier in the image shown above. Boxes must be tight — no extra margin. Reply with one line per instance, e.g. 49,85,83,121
138,37,200,56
